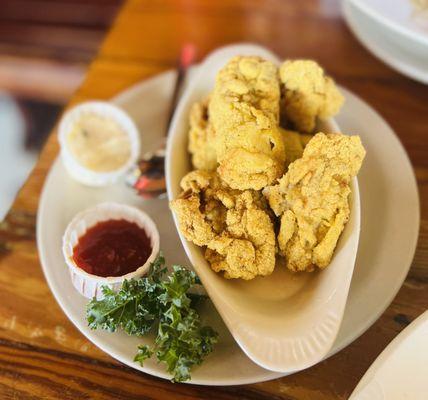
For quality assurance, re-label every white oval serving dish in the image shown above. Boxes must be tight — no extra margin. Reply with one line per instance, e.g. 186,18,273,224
166,43,361,373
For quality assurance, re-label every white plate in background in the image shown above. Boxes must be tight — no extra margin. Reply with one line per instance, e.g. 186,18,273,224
349,0,428,45
350,310,428,400
37,66,419,384
343,0,428,84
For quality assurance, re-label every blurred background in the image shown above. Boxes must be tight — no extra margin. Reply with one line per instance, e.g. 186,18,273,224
0,0,122,220
0,0,427,221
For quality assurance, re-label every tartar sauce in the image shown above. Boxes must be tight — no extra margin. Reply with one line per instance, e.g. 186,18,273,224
67,113,131,172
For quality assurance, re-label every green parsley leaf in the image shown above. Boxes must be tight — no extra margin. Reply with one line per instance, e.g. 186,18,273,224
134,345,154,365
86,254,218,382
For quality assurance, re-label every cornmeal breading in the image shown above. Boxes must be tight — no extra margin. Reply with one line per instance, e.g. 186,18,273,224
206,191,276,279
280,60,344,133
179,170,233,234
281,128,304,167
209,56,285,190
280,129,317,169
263,133,365,272
172,55,366,280
188,99,217,171
170,192,217,247
170,171,276,279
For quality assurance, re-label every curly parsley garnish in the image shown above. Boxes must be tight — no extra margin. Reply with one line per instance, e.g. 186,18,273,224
86,254,218,382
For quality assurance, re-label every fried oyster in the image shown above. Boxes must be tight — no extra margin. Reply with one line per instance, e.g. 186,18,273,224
263,133,366,272
209,56,285,190
280,60,344,133
171,55,365,279
188,99,217,171
170,170,276,280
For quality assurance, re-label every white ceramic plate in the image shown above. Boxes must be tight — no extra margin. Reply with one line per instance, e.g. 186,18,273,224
350,310,428,399
343,0,428,84
166,44,361,373
37,66,419,386
349,0,428,46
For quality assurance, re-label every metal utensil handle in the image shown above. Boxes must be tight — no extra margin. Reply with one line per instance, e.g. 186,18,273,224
165,43,196,132
128,43,196,198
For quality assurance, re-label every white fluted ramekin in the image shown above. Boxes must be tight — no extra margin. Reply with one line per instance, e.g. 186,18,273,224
62,202,159,299
58,101,141,187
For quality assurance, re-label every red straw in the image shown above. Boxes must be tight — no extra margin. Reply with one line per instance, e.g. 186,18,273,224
180,43,196,69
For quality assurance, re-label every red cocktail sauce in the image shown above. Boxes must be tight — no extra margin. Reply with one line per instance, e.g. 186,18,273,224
72,219,152,277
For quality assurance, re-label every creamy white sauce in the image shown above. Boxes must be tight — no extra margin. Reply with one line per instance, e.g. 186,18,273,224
67,113,131,172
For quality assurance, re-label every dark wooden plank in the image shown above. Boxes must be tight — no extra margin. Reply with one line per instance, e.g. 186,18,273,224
0,0,122,27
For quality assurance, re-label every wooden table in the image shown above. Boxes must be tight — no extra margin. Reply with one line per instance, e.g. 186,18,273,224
1,1,427,398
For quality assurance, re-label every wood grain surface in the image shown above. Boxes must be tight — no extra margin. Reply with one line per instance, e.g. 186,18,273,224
1,0,427,399
0,0,121,102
